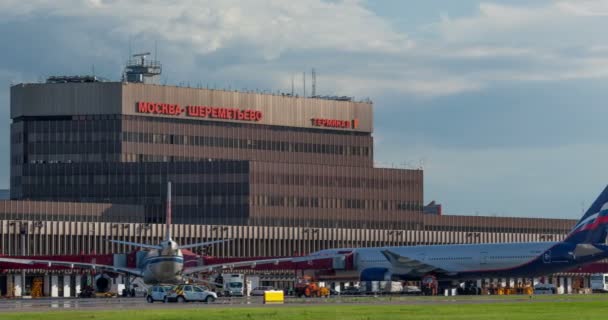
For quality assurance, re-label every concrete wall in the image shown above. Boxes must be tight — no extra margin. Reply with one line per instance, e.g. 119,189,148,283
0,219,571,258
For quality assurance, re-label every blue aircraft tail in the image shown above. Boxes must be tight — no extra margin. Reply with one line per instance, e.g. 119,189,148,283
565,185,608,244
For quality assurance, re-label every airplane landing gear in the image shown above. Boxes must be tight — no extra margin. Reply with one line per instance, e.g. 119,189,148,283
457,281,481,295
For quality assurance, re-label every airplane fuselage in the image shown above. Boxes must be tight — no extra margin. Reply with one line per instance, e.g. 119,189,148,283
141,247,184,285
314,241,608,281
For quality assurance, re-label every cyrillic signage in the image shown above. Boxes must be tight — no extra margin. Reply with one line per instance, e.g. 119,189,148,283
136,102,358,129
311,118,358,129
186,105,262,121
137,102,262,122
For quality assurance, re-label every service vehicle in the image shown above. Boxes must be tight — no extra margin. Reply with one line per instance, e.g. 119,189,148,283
146,285,174,303
223,273,245,296
294,281,330,297
590,273,608,292
166,284,217,303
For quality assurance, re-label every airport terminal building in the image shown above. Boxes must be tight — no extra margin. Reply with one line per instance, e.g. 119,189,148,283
0,60,602,297
10,79,421,228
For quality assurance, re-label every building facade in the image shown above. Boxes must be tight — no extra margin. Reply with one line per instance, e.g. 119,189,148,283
10,81,421,228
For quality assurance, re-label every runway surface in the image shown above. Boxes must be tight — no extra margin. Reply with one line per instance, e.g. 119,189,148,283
1,294,606,312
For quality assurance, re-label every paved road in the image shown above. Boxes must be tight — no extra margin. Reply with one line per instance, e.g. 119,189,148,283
0,296,261,312
0,294,605,312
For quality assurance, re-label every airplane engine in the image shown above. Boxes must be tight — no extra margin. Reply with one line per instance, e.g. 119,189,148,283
360,268,392,281
94,273,113,293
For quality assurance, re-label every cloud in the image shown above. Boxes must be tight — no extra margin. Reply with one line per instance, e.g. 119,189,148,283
557,0,608,16
0,0,413,58
3,0,607,100
414,1,608,94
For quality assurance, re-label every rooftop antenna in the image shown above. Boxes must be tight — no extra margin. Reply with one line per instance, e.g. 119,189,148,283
303,72,306,98
133,52,151,65
291,74,294,96
154,40,158,62
311,68,316,97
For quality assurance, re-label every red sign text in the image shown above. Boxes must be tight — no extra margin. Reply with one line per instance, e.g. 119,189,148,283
136,101,263,122
311,118,358,129
186,106,262,122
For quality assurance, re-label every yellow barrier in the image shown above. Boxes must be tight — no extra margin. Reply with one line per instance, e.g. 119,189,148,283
263,290,285,304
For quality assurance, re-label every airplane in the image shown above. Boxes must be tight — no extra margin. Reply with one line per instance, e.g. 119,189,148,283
0,182,330,285
308,185,608,282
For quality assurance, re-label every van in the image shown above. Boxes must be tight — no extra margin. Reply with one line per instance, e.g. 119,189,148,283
533,283,556,295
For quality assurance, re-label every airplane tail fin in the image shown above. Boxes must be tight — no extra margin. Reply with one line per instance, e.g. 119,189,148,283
565,185,608,244
165,181,172,241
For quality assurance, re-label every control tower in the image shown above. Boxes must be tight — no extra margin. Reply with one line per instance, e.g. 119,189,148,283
124,52,161,84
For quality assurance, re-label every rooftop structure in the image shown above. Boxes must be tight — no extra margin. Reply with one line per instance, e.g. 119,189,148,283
123,52,161,84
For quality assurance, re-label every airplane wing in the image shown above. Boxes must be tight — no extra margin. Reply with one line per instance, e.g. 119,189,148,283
108,239,230,250
182,255,342,275
0,257,143,277
380,250,449,276
178,239,232,250
107,239,162,250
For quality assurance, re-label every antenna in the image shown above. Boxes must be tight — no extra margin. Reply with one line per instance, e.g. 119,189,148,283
291,74,294,96
303,72,306,98
154,40,158,62
311,68,316,97
133,52,151,65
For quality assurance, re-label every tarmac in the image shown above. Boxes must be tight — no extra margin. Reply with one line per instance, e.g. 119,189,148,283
1,294,606,312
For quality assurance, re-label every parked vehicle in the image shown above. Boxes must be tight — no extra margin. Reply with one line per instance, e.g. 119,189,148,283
223,274,245,297
382,281,404,295
146,285,174,303
78,285,95,298
294,281,330,298
533,283,556,295
251,286,274,296
340,287,364,295
402,286,422,295
166,285,217,303
591,273,608,292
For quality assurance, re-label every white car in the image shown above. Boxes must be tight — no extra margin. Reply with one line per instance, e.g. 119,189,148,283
402,286,422,295
167,285,218,303
146,285,174,303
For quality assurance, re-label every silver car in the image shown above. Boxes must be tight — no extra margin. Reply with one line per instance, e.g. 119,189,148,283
250,286,274,296
146,285,174,303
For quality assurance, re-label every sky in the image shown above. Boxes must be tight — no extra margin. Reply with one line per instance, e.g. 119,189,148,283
1,0,608,219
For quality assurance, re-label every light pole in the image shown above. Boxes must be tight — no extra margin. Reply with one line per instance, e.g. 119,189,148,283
20,222,27,296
